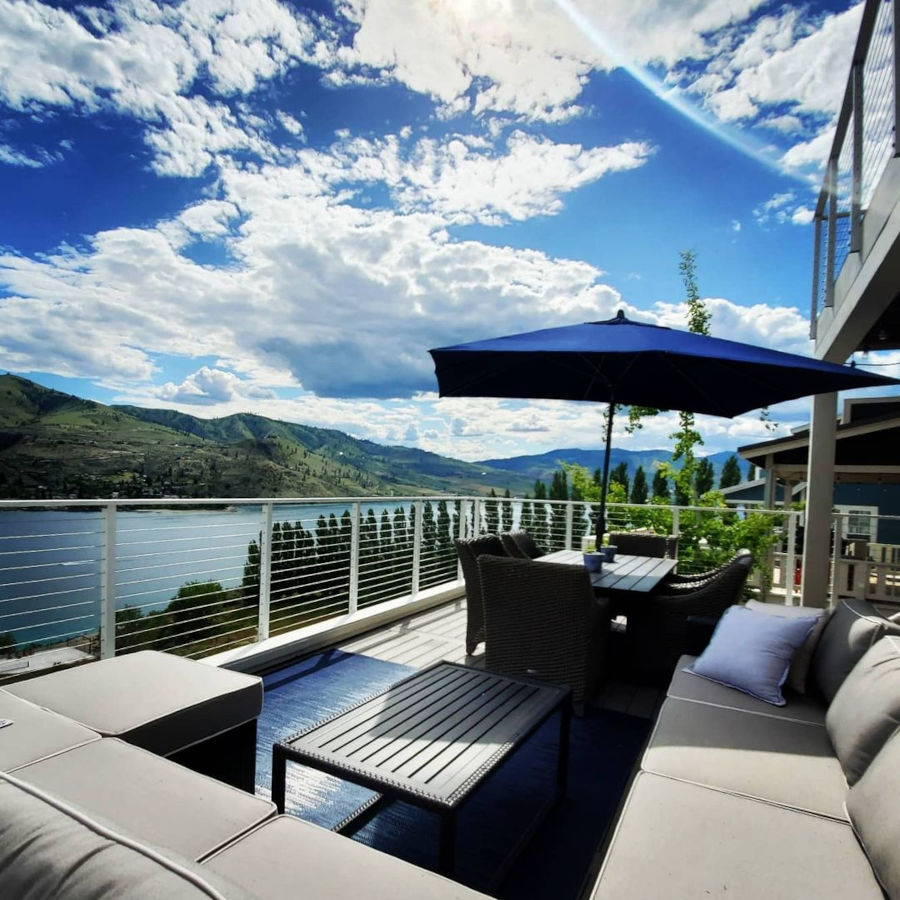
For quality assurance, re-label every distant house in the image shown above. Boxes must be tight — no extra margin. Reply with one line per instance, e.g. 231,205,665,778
726,396,900,554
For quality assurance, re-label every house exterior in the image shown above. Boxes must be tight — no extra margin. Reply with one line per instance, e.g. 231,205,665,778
802,0,900,604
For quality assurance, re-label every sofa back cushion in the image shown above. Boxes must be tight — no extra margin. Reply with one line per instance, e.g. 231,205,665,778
810,599,900,702
0,772,248,899
847,728,900,898
826,636,900,785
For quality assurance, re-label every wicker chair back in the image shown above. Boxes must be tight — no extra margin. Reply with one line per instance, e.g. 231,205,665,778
455,534,506,655
508,530,546,559
608,532,677,559
477,555,609,705
626,550,752,685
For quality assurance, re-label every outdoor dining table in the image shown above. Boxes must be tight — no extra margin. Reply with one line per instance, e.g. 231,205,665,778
541,548,676,595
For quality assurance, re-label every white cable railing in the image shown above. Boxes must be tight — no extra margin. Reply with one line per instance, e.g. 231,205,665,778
2,497,897,677
812,0,898,330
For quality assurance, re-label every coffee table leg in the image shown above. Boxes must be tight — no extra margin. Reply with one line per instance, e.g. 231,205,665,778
557,701,572,798
439,810,457,876
271,745,287,814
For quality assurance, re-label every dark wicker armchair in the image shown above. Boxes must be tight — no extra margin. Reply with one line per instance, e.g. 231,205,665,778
499,530,546,559
477,555,610,707
455,534,507,654
624,550,752,685
657,549,748,593
608,532,678,559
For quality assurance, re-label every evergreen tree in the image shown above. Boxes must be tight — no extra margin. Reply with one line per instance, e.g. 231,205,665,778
501,488,513,533
630,466,648,505
533,480,547,500
720,455,742,489
651,469,669,501
610,461,629,497
485,488,500,534
746,462,756,481
695,458,715,496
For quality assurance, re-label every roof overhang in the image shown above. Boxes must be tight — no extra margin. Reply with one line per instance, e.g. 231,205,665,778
738,414,900,483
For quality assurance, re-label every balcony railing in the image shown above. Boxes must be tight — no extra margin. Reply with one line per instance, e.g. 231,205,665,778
1,496,897,679
812,0,897,331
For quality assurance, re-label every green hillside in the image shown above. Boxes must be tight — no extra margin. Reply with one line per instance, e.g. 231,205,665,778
0,375,531,499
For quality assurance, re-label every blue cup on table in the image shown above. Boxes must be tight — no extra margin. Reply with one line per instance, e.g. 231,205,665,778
600,545,617,563
583,552,604,573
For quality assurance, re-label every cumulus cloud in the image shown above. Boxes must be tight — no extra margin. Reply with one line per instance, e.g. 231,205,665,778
158,366,276,405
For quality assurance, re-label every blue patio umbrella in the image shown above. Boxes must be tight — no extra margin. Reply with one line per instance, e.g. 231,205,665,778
429,310,899,543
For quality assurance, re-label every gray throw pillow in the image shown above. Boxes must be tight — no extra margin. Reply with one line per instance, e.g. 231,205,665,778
810,598,900,702
826,636,900,785
745,599,828,694
847,727,900,898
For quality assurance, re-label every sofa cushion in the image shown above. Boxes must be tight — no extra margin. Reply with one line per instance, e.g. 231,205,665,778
847,728,900,899
667,655,826,725
204,815,493,899
745,599,829,694
826,636,900,785
642,697,847,819
4,650,262,757
0,772,249,899
0,690,100,772
590,772,883,900
687,605,819,706
14,738,275,862
810,598,900,702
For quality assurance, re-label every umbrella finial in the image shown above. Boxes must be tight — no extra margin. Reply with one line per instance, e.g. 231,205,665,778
616,309,625,320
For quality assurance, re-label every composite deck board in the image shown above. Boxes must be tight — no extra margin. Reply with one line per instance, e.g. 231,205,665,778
335,595,660,719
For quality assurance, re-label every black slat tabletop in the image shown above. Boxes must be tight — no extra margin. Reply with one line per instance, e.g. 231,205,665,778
277,662,569,810
542,548,676,593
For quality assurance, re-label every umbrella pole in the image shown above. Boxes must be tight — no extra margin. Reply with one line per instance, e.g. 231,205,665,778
596,399,615,547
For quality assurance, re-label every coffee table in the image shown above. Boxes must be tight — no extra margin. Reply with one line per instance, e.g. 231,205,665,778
272,661,571,883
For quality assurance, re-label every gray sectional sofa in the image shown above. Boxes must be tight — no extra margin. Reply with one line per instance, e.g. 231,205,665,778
0,650,490,899
590,597,900,899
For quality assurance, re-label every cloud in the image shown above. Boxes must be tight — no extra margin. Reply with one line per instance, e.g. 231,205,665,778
753,191,814,228
158,366,276,405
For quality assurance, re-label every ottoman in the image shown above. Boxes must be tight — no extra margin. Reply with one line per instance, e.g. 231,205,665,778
3,650,262,790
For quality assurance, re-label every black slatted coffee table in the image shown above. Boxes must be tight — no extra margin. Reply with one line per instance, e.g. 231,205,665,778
272,661,571,881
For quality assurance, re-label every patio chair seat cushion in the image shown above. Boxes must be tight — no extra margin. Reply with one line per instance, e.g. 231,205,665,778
4,650,262,757
667,655,826,725
589,772,883,900
203,815,492,899
0,773,251,900
826,636,900,785
846,729,900,899
641,697,847,819
0,690,100,772
13,738,276,862
809,598,900,702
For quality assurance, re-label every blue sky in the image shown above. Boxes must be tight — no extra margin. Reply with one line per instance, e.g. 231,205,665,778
0,0,895,461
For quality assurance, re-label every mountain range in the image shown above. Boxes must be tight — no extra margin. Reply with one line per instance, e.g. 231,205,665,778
0,374,744,500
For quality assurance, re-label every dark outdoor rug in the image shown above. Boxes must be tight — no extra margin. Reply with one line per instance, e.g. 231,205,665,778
255,650,650,899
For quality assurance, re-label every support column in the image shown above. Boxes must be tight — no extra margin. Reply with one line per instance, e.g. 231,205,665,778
763,456,777,508
801,393,838,608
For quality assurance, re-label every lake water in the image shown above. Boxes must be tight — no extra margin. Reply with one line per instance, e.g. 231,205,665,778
0,501,415,649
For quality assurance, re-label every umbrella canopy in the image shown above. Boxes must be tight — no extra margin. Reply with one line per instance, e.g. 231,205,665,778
429,310,900,541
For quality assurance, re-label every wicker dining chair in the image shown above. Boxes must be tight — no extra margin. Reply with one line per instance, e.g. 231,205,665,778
656,549,748,593
624,550,752,685
455,534,507,655
608,532,678,559
500,530,547,559
477,555,610,708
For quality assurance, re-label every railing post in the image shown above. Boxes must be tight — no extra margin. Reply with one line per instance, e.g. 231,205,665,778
100,502,117,659
412,500,423,597
564,502,574,550
851,62,863,253
457,501,466,581
811,215,822,339
349,501,360,615
473,498,483,535
785,511,797,606
826,156,837,307
257,502,273,643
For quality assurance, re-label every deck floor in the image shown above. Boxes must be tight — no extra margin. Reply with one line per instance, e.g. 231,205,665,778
337,595,662,720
